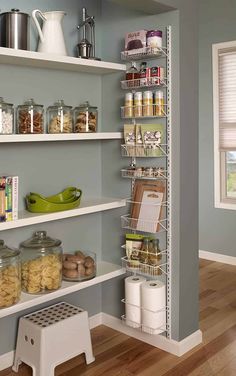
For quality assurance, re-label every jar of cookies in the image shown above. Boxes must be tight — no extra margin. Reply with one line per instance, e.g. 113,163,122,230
62,250,96,281
17,99,44,134
0,240,21,308
47,100,73,133
20,231,62,294
73,101,97,133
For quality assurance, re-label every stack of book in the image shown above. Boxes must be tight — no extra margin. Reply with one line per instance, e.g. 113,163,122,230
0,176,18,222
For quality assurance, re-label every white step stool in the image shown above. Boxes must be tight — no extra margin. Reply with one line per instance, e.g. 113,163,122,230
12,302,95,376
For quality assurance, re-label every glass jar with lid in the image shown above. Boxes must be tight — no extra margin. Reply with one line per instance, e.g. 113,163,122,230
73,101,97,133
47,100,73,133
0,240,21,308
17,98,44,134
20,231,62,294
0,97,14,134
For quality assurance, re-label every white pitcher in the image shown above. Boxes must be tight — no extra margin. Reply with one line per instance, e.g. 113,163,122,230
32,10,67,56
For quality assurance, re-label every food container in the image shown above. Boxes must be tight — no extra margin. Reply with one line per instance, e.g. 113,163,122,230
147,30,162,49
17,98,44,134
0,97,14,134
0,240,21,308
47,100,73,133
73,101,97,133
62,250,96,281
20,231,62,294
124,92,133,118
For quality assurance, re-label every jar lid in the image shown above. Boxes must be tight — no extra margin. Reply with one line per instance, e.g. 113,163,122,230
0,97,13,107
147,30,162,37
20,231,61,249
18,98,43,108
76,101,97,111
0,240,20,264
48,100,72,110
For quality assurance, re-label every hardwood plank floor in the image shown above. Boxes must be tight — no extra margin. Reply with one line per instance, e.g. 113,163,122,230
1,259,235,376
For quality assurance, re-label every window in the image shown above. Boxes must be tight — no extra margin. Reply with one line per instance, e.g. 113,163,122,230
213,41,236,209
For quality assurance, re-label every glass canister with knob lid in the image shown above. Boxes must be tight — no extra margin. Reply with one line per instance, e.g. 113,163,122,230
73,101,97,133
20,231,62,294
47,100,73,133
0,97,14,134
0,240,21,308
17,98,44,134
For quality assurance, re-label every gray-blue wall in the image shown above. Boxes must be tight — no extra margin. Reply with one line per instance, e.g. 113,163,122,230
199,0,236,257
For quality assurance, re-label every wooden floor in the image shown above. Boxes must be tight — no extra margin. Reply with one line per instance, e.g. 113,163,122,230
1,259,236,376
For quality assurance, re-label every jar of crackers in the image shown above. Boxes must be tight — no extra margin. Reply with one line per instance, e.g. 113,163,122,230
47,100,73,133
17,98,44,134
0,240,21,308
20,231,62,294
73,101,97,133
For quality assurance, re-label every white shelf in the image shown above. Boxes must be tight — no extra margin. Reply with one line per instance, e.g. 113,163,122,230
0,261,125,318
0,132,123,143
0,197,126,231
0,47,126,74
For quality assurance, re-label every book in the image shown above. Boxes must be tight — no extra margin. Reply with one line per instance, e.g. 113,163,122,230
5,176,13,221
12,176,18,221
0,177,6,222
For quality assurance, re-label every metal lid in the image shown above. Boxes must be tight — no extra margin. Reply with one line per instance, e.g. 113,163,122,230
20,231,61,249
0,9,29,17
48,100,72,110
0,240,20,264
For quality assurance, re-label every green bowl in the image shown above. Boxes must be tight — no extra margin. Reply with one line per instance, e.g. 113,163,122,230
25,187,82,213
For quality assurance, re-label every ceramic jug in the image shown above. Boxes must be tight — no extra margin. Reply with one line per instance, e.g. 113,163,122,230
32,10,67,55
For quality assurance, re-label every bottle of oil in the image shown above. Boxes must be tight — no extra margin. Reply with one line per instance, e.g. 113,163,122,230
149,238,162,276
139,237,149,273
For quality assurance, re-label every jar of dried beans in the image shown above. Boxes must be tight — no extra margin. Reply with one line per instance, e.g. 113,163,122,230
47,100,73,134
17,99,44,134
73,101,97,133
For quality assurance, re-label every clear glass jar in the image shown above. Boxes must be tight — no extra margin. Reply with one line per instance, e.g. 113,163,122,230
0,240,21,308
62,250,96,281
73,101,97,133
20,231,62,294
17,98,44,134
0,97,14,134
47,100,73,134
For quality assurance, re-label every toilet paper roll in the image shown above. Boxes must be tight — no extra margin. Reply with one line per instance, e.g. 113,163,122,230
125,276,146,328
141,280,166,334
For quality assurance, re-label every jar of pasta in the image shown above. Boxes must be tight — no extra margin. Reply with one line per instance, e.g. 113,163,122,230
20,231,62,294
47,100,73,133
73,101,97,133
17,99,44,134
0,240,21,308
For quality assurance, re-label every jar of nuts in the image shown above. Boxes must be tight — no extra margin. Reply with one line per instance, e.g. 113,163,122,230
47,100,73,134
17,98,44,134
0,97,14,134
0,240,21,308
62,250,96,281
20,231,63,294
73,101,97,133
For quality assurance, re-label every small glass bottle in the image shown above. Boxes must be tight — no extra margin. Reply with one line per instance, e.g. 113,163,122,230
149,239,162,275
139,238,150,273
47,100,73,133
0,97,14,134
17,98,44,134
73,101,97,133
126,62,139,88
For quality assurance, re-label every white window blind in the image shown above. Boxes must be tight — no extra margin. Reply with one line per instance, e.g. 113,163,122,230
219,50,236,150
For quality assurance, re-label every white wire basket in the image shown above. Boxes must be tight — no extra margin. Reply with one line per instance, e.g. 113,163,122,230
121,104,168,119
121,167,167,180
121,214,168,234
121,77,167,90
121,256,168,276
121,144,168,158
121,47,168,61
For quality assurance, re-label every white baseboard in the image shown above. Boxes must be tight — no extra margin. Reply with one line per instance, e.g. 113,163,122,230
0,312,202,371
199,250,236,265
101,313,202,357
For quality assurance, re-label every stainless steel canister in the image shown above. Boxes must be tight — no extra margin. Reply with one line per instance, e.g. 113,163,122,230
0,9,29,50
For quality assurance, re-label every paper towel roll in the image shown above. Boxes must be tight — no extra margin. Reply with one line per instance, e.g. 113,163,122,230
125,276,146,328
141,280,166,334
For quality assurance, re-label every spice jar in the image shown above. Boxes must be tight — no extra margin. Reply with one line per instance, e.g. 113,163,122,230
73,101,97,133
17,99,44,134
20,231,62,294
0,240,21,308
47,100,73,134
62,250,96,281
0,97,14,134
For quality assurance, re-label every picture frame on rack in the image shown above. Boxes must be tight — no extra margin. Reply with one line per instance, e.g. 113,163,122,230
131,180,166,233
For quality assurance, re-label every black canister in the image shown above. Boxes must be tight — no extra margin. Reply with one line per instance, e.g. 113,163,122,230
0,9,29,50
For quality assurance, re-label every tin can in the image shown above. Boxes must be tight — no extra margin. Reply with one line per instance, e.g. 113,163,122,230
151,66,164,86
143,91,153,117
134,92,142,117
124,92,133,118
154,90,164,116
